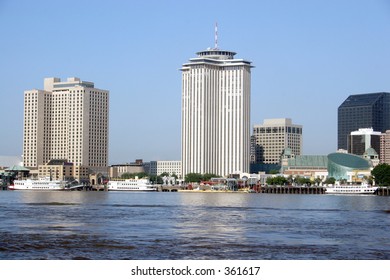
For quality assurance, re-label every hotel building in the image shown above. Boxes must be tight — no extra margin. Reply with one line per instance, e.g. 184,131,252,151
23,77,109,172
252,118,302,165
181,48,253,177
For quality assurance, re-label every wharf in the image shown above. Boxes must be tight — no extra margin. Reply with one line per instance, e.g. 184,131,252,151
259,185,326,194
376,187,390,196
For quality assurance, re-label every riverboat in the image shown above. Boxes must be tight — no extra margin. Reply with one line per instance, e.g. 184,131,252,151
9,177,67,191
107,178,157,191
325,183,378,195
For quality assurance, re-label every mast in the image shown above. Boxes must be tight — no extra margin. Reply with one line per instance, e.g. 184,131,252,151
214,22,218,49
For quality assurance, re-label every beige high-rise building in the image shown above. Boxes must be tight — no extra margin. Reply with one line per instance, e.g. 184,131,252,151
252,118,302,165
181,48,253,177
380,130,390,164
23,77,109,171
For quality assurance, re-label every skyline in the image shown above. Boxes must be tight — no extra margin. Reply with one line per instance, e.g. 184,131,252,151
1,0,390,164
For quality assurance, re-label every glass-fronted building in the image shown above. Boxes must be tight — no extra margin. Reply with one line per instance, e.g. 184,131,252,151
327,152,371,181
338,92,390,150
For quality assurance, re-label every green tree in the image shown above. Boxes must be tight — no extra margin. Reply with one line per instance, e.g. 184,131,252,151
324,177,336,185
185,173,203,183
266,176,287,185
120,172,148,179
371,163,390,186
295,176,311,186
202,173,219,181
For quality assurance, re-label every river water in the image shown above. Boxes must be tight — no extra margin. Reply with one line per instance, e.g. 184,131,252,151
0,191,389,260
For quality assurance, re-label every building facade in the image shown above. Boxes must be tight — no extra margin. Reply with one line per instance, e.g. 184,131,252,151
149,161,182,178
38,159,89,182
380,130,390,164
23,77,109,171
252,118,303,165
181,48,253,177
109,160,145,178
327,152,371,182
348,128,381,156
338,92,390,150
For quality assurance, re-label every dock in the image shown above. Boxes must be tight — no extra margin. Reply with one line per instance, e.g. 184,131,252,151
376,187,390,196
259,186,326,194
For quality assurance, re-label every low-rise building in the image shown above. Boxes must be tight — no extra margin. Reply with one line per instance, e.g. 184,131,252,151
109,159,145,178
38,159,89,182
149,161,182,178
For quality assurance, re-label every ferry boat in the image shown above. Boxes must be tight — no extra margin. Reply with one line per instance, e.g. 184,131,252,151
107,178,158,191
325,183,378,195
9,177,67,191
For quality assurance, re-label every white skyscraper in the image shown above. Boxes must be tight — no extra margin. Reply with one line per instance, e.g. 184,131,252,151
23,77,109,171
181,46,253,177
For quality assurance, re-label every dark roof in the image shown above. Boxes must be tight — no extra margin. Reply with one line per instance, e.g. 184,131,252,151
339,92,390,108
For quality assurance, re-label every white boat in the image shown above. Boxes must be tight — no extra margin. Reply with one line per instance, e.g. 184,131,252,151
107,178,157,191
325,183,378,195
9,177,67,191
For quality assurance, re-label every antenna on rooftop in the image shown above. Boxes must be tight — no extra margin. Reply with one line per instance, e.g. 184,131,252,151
214,22,218,49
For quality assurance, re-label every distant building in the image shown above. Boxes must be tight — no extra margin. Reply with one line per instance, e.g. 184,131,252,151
362,147,380,167
109,159,145,178
380,130,390,164
338,92,390,150
280,148,328,180
149,161,181,178
38,159,89,182
348,128,381,157
252,118,302,166
181,45,253,177
23,77,109,173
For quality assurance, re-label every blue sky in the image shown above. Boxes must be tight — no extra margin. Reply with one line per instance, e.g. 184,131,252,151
1,0,389,164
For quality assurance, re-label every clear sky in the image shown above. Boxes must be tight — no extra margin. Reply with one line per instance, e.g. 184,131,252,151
1,0,389,164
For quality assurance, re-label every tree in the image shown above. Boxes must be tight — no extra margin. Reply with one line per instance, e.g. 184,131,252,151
371,163,390,186
185,173,203,183
202,173,219,181
266,176,287,185
120,172,148,179
324,177,336,185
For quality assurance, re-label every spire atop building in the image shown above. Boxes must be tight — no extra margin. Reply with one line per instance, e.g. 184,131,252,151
214,22,218,49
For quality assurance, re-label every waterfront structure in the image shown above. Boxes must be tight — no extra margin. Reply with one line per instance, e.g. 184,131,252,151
23,77,109,173
380,130,390,164
252,118,302,166
149,160,181,178
338,92,390,150
327,152,371,182
348,128,381,157
181,45,253,177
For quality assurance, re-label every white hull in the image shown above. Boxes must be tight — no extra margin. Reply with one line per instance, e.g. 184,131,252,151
10,179,66,191
325,185,378,195
107,178,157,191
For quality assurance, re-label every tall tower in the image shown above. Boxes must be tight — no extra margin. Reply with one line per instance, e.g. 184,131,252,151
181,44,253,177
23,77,109,171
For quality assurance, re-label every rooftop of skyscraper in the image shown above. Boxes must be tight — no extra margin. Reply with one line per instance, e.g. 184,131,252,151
339,92,390,108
